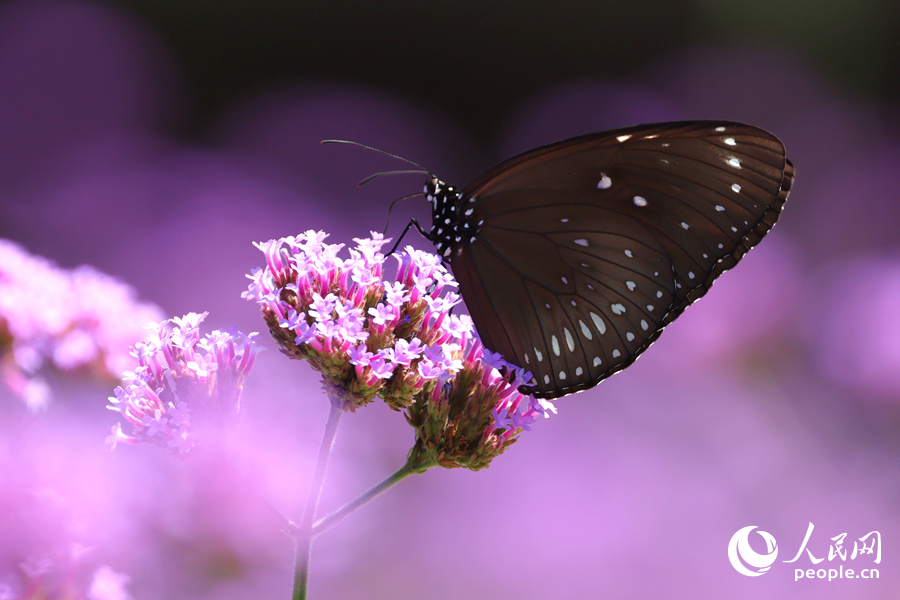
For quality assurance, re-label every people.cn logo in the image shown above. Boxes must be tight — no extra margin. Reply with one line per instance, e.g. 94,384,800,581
728,526,779,576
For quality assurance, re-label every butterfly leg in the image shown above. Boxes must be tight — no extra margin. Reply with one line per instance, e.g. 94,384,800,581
386,218,432,256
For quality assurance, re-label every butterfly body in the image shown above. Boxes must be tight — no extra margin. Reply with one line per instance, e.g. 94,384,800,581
423,120,794,399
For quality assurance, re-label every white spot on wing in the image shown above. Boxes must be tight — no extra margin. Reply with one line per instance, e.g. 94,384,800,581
579,320,593,340
641,319,648,331
564,328,575,352
575,366,583,376
544,374,550,384
574,239,589,247
616,134,632,142
612,349,621,358
590,312,606,334
731,183,741,193
727,157,741,168
626,281,636,291
559,370,567,380
535,348,543,362
551,335,560,356
716,205,725,212
597,173,612,189
626,332,635,342
633,195,647,207
724,137,736,146
624,249,633,258
715,126,726,132
593,357,602,366
611,303,626,315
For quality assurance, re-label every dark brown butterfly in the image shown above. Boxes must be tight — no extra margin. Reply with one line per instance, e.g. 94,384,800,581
422,120,794,399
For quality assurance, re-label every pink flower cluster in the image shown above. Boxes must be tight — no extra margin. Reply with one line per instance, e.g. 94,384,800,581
244,231,554,468
0,239,164,411
106,312,261,455
406,341,556,470
243,231,468,410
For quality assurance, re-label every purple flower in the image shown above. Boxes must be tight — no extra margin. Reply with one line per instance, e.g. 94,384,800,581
367,303,395,326
347,344,373,367
0,239,164,411
417,358,442,380
247,232,478,411
368,355,395,380
391,338,425,367
384,281,411,307
106,312,261,455
87,565,134,600
405,338,555,471
309,293,338,322
278,308,305,330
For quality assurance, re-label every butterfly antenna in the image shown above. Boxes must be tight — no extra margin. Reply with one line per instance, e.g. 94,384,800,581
358,169,430,187
322,140,433,175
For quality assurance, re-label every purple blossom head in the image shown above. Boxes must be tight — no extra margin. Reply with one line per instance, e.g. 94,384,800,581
0,239,165,412
405,338,555,471
106,312,262,456
87,565,134,600
245,231,473,411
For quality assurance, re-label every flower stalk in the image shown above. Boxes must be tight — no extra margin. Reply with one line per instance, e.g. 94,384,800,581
292,400,343,600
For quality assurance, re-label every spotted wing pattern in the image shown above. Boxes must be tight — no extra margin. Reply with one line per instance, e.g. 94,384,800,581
445,121,794,399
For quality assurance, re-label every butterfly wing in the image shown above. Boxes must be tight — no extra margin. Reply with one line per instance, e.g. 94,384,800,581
449,121,794,399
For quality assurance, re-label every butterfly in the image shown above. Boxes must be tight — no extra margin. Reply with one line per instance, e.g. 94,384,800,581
332,120,794,399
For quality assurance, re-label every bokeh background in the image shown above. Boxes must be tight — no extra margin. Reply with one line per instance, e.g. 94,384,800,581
1,0,899,598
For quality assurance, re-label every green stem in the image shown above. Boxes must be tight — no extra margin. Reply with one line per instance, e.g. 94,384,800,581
310,461,424,537
310,445,437,537
292,401,343,600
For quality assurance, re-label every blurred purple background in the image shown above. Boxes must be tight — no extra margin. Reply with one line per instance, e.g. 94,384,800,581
1,0,899,598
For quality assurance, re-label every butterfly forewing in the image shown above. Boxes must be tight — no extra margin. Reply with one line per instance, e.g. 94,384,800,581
444,120,794,399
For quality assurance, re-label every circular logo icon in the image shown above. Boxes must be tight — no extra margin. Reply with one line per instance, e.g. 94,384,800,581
728,526,778,576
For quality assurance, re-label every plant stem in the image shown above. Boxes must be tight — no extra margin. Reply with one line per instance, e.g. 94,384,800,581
311,458,433,538
292,401,343,600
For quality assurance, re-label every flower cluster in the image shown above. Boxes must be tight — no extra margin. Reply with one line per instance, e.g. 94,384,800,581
0,239,164,411
406,342,556,471
106,312,261,455
244,230,555,468
243,231,469,411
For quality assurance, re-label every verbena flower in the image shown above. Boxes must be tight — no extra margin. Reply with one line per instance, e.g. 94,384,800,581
244,230,555,468
0,239,164,411
405,341,556,471
243,231,468,411
87,565,134,600
106,312,261,455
